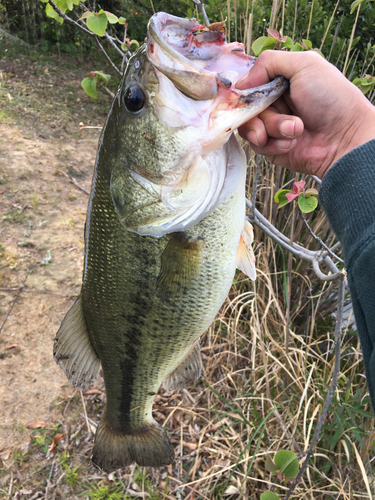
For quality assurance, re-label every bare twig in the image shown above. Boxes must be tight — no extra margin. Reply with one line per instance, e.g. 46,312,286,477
283,272,346,500
190,0,209,25
49,0,92,36
59,169,90,195
8,472,13,498
49,1,122,75
121,23,129,74
80,390,91,433
93,36,122,76
301,212,344,263
0,266,32,335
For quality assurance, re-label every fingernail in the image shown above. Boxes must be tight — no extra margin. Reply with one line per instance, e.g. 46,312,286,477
280,119,295,138
236,73,249,89
276,139,292,151
248,129,259,146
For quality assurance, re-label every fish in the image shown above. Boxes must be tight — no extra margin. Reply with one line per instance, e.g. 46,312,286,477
53,12,288,472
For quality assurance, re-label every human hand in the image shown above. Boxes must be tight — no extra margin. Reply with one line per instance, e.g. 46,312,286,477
237,51,375,178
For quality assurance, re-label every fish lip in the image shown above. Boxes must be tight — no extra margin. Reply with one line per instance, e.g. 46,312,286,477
147,12,219,100
238,75,289,103
147,12,288,102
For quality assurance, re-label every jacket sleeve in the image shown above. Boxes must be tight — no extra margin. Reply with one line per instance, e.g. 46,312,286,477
319,139,375,409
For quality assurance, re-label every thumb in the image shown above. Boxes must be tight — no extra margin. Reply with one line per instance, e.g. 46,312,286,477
236,51,307,90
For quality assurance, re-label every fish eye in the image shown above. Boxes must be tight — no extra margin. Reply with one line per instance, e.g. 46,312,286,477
124,86,145,113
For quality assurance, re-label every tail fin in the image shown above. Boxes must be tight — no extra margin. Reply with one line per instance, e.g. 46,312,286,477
92,417,175,472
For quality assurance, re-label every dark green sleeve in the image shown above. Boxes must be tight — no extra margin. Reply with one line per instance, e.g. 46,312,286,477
319,139,375,409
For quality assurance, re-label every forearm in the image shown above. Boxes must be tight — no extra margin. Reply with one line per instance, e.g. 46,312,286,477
319,139,375,409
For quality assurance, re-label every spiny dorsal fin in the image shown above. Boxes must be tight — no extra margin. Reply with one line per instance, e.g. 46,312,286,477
163,340,202,390
157,233,204,297
237,219,256,280
53,295,100,389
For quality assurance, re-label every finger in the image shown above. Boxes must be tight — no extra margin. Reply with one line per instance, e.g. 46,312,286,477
238,116,268,147
249,137,298,157
236,51,311,90
257,108,304,139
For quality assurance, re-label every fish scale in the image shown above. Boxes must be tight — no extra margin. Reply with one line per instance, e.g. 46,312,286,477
53,12,288,472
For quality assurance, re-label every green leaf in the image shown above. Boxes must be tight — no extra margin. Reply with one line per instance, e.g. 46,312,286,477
298,194,318,213
252,36,268,56
282,459,299,478
66,0,73,9
304,188,319,196
274,450,297,470
45,3,64,24
81,77,98,99
78,11,93,21
260,492,280,500
352,78,361,86
350,0,365,14
118,16,126,25
105,11,119,24
129,39,139,49
274,189,292,203
302,39,312,50
92,70,111,83
260,37,276,53
291,42,304,51
86,11,107,36
281,37,293,48
265,454,278,473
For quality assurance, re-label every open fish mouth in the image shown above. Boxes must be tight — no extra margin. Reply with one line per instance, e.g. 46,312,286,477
147,12,288,101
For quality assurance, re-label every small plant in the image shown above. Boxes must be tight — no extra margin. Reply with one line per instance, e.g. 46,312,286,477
261,450,300,499
252,29,322,56
13,449,28,466
274,180,318,213
83,482,125,500
352,74,375,95
41,249,53,266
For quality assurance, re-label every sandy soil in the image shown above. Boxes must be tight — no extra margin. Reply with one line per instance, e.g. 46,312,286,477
0,64,106,465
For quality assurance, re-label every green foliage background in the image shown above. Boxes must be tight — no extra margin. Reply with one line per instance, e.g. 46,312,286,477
0,0,374,80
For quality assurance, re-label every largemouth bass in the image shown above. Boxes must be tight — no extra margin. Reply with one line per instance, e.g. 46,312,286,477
54,12,287,472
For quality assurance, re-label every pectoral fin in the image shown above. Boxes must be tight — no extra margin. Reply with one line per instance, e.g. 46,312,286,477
53,295,100,389
157,233,204,297
163,340,202,390
237,220,256,280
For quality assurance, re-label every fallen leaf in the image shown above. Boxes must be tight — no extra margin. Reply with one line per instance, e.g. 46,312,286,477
183,441,197,452
48,433,65,452
84,388,102,395
207,21,227,34
224,485,239,495
5,343,21,351
26,421,47,429
0,449,11,460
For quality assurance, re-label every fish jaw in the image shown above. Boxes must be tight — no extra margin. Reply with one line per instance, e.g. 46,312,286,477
147,12,256,100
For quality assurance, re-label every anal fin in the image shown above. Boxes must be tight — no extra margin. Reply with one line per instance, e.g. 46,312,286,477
163,340,202,390
237,219,257,280
53,294,100,389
